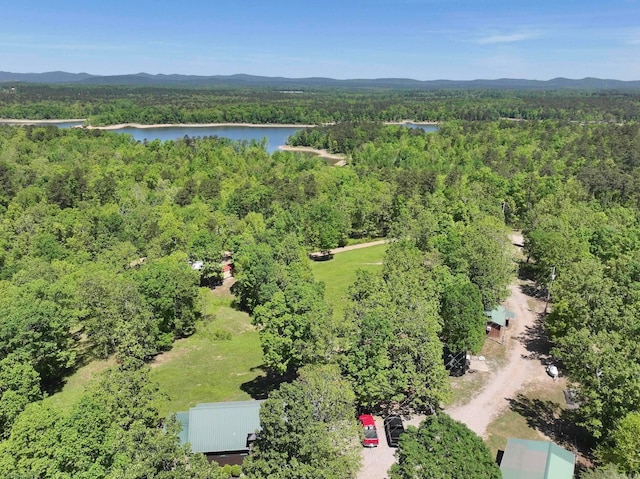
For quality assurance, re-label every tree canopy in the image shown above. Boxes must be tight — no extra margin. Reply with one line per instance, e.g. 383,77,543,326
389,413,501,479
243,364,361,479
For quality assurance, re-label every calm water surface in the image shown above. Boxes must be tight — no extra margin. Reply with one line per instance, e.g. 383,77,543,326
21,122,437,153
115,125,303,153
402,123,438,132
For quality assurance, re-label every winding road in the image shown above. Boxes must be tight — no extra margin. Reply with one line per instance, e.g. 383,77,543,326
357,232,551,478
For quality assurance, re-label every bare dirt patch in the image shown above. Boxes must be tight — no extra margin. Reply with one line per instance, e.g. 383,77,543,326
211,277,236,297
446,276,550,437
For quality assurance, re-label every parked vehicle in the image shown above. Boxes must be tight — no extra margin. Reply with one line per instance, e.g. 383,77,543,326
383,415,404,447
308,250,334,261
358,414,379,447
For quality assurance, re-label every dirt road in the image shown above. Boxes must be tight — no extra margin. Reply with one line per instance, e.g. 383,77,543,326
308,240,389,259
330,240,389,254
357,232,551,478
447,231,550,438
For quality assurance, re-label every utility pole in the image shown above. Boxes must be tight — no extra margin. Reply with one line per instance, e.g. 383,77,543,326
544,265,556,314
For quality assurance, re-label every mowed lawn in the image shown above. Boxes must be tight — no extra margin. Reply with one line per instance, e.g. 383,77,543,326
310,244,387,319
45,290,265,416
151,298,264,416
485,378,569,456
46,246,387,415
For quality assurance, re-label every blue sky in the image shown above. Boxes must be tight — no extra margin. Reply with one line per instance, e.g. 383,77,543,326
2,0,640,80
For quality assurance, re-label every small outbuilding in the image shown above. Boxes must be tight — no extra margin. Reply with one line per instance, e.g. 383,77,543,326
176,400,263,465
484,305,515,341
499,438,575,479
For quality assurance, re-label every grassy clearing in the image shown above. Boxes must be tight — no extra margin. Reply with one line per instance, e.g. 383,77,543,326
44,288,265,416
151,290,264,416
448,371,488,408
44,357,116,412
485,378,568,455
310,243,387,319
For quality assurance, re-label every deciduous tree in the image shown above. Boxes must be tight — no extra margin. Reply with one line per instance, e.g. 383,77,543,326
244,364,361,479
389,414,501,479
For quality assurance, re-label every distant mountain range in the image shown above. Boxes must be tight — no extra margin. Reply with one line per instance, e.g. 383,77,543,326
1,71,640,90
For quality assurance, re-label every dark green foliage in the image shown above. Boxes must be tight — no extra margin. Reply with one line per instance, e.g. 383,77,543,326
0,367,225,479
78,270,159,362
232,242,280,313
0,353,41,439
597,412,640,475
4,85,640,126
581,464,638,479
0,282,75,386
243,364,361,479
343,242,450,411
389,414,501,479
134,253,201,340
439,273,486,354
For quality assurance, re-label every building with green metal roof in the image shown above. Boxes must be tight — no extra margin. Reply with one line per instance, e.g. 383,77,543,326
500,438,575,479
484,305,515,341
176,400,264,464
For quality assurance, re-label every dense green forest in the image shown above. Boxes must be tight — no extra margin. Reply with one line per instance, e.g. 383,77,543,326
2,88,640,476
2,83,640,124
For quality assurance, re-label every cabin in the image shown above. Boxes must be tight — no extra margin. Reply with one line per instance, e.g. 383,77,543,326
499,438,575,479
176,400,263,465
484,305,515,341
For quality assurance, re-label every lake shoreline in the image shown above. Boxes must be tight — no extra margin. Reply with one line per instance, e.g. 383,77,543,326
0,118,86,124
84,122,318,130
278,145,347,166
0,119,440,128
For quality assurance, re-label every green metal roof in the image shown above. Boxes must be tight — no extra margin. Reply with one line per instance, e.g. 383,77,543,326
177,401,263,454
500,438,575,479
484,305,515,327
175,411,190,445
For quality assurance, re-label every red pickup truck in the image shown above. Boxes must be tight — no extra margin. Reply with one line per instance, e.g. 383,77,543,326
358,414,379,447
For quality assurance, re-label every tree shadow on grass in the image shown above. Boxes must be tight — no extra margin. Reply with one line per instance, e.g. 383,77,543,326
240,365,296,399
507,393,595,461
43,332,103,395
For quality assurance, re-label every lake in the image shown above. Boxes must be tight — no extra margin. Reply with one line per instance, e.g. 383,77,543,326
114,125,304,153
402,123,438,132
3,121,437,153
114,124,437,152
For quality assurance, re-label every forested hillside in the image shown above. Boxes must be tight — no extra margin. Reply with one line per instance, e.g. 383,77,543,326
1,106,640,476
2,84,640,124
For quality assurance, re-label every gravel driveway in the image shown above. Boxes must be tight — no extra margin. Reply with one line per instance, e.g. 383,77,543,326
357,232,552,478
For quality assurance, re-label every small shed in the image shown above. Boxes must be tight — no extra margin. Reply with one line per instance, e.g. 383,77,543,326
499,438,575,479
484,305,515,341
176,400,263,465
